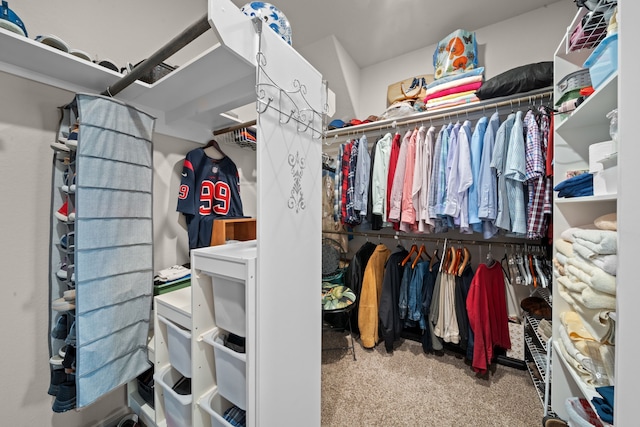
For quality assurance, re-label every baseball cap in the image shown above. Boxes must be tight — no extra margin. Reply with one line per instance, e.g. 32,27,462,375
328,119,345,130
0,1,27,37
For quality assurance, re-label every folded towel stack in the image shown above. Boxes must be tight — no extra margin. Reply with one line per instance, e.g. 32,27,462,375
553,214,617,389
422,68,483,111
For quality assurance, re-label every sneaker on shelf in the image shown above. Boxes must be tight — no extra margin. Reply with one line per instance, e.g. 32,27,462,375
52,381,76,413
50,139,71,152
50,313,69,340
48,367,67,396
65,122,79,149
61,171,76,193
59,345,67,358
56,263,75,282
52,297,75,312
59,232,75,251
54,200,75,222
49,354,64,367
63,289,76,301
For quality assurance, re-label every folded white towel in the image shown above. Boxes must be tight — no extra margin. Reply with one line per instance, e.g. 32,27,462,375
560,225,597,243
566,256,616,295
573,229,617,255
557,275,588,294
558,287,615,344
555,337,593,382
555,238,574,258
156,265,190,282
559,325,592,371
594,212,617,231
573,242,617,276
555,252,568,265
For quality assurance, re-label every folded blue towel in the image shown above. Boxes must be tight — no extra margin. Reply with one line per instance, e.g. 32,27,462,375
554,173,593,198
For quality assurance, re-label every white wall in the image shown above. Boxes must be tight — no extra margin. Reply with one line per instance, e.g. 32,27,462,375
357,0,576,118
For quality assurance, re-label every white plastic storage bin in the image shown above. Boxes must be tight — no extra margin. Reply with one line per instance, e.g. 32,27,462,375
211,275,246,337
159,315,192,378
199,387,236,427
155,365,193,427
203,328,247,410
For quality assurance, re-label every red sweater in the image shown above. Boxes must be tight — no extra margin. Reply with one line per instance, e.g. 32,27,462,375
466,262,511,374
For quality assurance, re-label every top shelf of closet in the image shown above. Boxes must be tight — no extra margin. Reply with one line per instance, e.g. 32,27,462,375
324,86,554,141
0,0,304,143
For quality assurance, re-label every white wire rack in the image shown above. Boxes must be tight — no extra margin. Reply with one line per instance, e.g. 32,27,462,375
566,0,617,53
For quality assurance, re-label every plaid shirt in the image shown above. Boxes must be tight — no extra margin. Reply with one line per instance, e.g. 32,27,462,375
524,110,547,239
539,109,553,216
345,138,361,225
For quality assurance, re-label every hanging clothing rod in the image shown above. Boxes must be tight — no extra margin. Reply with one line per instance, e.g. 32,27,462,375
322,229,547,248
213,119,257,136
102,14,210,97
325,87,553,138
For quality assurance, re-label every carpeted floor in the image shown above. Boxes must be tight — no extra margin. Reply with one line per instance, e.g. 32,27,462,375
321,329,544,427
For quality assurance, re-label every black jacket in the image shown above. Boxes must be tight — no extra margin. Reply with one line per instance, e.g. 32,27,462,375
378,247,409,352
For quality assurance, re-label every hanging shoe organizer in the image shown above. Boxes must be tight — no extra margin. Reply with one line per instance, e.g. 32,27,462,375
48,93,156,411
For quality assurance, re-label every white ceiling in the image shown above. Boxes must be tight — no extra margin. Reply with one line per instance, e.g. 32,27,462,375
231,0,556,69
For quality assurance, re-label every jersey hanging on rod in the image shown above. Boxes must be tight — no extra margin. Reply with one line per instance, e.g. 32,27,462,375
177,147,244,249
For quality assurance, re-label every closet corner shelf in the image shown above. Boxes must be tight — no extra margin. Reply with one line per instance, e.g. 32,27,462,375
556,73,617,144
0,0,303,144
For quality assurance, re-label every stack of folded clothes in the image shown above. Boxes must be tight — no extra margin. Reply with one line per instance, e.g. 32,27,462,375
422,67,483,111
552,213,617,389
553,172,593,198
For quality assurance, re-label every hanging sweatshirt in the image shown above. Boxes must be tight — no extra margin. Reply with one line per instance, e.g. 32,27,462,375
358,244,391,348
466,262,511,374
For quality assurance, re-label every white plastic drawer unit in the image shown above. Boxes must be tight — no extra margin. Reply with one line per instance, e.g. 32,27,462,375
192,240,257,337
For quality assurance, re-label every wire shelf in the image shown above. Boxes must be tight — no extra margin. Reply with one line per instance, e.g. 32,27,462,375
566,1,617,53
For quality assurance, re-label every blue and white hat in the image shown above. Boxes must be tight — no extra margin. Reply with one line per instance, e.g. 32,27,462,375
241,2,292,46
0,1,27,37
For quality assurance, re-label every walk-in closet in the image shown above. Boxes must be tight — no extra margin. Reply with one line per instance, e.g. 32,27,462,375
0,0,634,426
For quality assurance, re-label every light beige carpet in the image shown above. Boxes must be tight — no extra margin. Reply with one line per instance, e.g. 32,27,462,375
321,330,544,427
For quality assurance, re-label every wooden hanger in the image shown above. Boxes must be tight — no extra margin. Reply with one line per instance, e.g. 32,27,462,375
411,244,430,269
447,246,458,274
457,247,470,276
401,244,418,266
442,246,452,272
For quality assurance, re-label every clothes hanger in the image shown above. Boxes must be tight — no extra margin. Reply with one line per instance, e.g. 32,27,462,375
429,247,440,272
411,243,430,269
204,138,226,159
401,244,418,266
457,246,470,277
485,244,495,267
447,246,459,275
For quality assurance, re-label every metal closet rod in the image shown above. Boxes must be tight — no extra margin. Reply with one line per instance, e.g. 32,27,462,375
102,14,210,97
325,87,553,138
323,229,547,248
